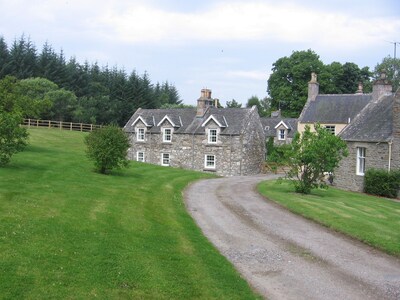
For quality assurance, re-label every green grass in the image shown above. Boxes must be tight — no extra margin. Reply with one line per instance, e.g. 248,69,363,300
258,180,400,257
0,128,260,299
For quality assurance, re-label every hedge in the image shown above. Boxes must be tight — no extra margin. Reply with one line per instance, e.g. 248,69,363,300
364,169,400,198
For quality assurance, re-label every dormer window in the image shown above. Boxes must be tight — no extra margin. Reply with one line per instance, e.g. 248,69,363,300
208,129,218,143
137,128,145,141
163,128,172,142
278,129,285,140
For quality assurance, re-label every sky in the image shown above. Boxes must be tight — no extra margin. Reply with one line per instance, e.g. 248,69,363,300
1,0,399,106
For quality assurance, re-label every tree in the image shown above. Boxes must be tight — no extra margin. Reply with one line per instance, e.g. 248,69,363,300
374,56,400,91
246,95,270,117
85,125,130,174
267,50,373,117
267,50,324,117
0,76,29,166
283,124,348,194
226,99,242,108
0,111,29,166
15,77,58,118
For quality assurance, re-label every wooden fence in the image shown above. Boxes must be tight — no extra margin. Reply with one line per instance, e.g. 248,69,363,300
23,119,102,132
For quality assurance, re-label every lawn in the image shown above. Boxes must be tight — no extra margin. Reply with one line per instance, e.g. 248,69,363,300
258,180,400,257
0,128,259,299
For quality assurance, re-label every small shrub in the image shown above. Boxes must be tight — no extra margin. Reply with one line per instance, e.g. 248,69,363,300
85,125,130,174
364,169,400,198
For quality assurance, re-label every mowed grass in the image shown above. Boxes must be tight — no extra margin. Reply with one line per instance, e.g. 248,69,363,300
0,128,259,299
258,180,400,257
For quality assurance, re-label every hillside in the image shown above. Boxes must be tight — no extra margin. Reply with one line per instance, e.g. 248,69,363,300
0,128,259,299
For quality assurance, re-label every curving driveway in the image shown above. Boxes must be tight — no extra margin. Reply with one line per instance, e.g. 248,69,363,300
184,175,400,300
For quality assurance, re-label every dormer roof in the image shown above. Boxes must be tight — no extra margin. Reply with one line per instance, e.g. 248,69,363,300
201,115,227,128
156,115,181,127
274,120,289,129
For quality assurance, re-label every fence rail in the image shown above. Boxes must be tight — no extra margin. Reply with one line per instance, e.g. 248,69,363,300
23,119,102,132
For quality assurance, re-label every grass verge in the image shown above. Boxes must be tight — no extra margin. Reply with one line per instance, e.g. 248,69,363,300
0,128,259,299
258,180,400,257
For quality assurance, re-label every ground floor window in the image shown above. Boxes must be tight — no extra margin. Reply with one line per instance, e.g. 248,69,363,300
161,153,170,166
356,147,366,175
204,155,216,169
137,151,145,162
325,125,336,135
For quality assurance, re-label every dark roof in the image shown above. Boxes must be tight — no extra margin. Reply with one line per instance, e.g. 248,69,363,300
261,117,298,138
124,107,255,135
299,94,372,124
339,94,394,142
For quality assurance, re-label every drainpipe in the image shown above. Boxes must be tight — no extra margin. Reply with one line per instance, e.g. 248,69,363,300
388,139,393,172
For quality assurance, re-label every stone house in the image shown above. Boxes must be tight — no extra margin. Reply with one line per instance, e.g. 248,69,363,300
123,89,266,176
335,74,399,192
298,72,371,135
261,110,297,146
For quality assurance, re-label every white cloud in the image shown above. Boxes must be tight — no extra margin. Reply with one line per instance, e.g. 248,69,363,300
90,1,400,51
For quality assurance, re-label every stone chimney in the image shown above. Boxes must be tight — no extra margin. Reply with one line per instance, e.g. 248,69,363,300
355,82,363,94
372,71,392,101
197,88,214,117
308,72,319,101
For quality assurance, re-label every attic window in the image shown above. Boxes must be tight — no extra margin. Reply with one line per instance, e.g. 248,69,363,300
278,129,286,140
163,128,172,142
208,129,218,143
136,128,145,141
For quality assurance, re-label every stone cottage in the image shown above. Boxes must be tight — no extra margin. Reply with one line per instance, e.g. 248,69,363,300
335,74,399,192
298,72,371,135
123,89,266,176
261,110,297,146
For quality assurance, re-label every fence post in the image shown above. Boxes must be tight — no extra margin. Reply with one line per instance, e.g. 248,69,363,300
70,122,72,131
60,121,62,130
48,120,51,128
80,123,83,132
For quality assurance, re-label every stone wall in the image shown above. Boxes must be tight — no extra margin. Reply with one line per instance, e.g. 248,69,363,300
334,141,390,192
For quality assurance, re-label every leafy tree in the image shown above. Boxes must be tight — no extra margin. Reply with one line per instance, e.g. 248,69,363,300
226,99,242,108
84,125,130,174
44,89,77,121
267,50,373,117
283,124,348,194
268,50,324,117
246,96,270,117
374,56,400,91
0,76,29,166
15,77,58,118
0,114,27,165
0,110,29,166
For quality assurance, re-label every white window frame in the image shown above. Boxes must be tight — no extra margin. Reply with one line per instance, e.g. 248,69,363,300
278,129,286,140
136,151,145,162
325,125,336,135
162,128,172,143
161,153,170,166
208,129,218,144
136,128,145,141
204,155,216,169
356,147,366,176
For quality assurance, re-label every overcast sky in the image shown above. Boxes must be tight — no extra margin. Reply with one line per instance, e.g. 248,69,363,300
1,0,399,106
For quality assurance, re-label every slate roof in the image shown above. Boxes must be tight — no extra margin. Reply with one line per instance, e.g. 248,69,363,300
261,118,298,138
299,94,372,124
339,94,394,142
124,107,255,135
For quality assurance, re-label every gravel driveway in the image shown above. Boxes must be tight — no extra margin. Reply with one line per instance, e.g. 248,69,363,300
184,175,400,300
